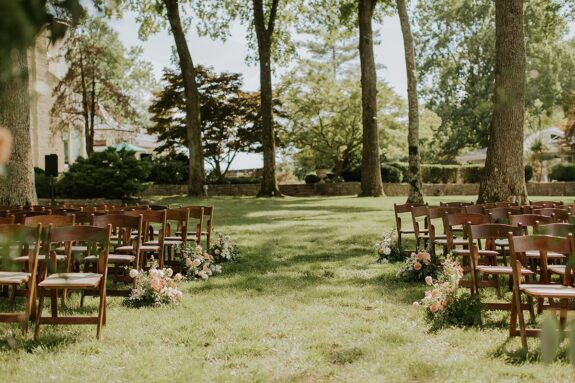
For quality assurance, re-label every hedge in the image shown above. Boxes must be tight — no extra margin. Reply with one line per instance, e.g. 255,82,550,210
549,164,575,182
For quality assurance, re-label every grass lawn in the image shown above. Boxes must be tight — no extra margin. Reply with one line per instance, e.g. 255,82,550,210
1,195,574,382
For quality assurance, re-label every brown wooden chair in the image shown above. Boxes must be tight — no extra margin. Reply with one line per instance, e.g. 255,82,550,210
21,214,76,269
467,223,533,308
0,215,15,224
508,233,575,352
149,208,189,266
486,207,523,264
394,203,426,247
530,200,563,208
199,206,215,248
0,224,41,334
464,204,485,215
440,201,473,207
174,206,204,245
427,206,462,256
411,205,432,251
13,210,52,224
85,214,143,296
532,208,571,223
508,214,563,266
118,210,166,268
444,213,490,260
34,225,112,340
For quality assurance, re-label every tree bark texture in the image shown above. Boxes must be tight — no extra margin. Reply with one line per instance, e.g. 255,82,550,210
0,49,38,205
165,0,205,197
397,0,423,204
477,0,527,204
358,0,384,197
253,0,282,197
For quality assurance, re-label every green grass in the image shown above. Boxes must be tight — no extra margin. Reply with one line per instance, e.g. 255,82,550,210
1,195,574,382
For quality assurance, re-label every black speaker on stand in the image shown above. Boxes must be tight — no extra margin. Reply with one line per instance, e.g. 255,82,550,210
44,154,58,206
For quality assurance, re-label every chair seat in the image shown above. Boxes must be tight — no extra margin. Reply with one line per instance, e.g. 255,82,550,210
494,239,508,247
520,284,575,298
55,245,88,253
0,271,30,285
15,254,66,263
525,250,565,259
144,240,183,246
399,229,428,234
85,254,135,263
434,238,468,246
418,233,447,240
38,273,102,289
453,249,499,257
116,245,160,252
476,265,534,275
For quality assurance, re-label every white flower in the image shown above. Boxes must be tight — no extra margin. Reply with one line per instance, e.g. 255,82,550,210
174,273,183,281
192,258,201,267
129,269,139,279
214,249,221,255
159,270,165,278
166,268,173,277
384,247,391,255
425,276,433,285
199,271,209,280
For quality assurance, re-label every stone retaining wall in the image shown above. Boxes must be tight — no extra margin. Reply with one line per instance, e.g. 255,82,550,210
143,182,575,197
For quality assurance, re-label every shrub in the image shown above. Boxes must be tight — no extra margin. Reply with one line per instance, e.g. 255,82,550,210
381,164,402,183
549,164,575,182
147,155,188,185
525,164,534,182
386,162,409,181
421,165,459,183
218,177,261,185
304,174,321,184
58,148,150,199
34,167,52,198
460,166,483,184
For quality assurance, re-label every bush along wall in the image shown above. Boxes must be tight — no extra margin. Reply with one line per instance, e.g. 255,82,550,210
549,164,575,182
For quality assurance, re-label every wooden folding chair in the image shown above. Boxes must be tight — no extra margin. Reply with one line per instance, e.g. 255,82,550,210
200,206,215,248
147,208,188,266
13,210,51,224
533,223,575,282
394,203,426,247
467,223,534,309
532,208,571,223
530,200,563,208
173,206,204,245
444,213,490,279
440,201,473,207
84,214,143,297
0,224,41,335
427,206,463,256
34,225,112,340
411,205,433,251
508,233,575,351
0,215,15,224
465,204,485,215
118,210,166,268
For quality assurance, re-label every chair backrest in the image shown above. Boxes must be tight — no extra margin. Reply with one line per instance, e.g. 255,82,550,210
48,225,112,274
166,208,190,242
0,215,15,224
508,234,572,283
24,214,75,227
13,210,52,224
73,211,101,225
467,223,524,242
508,213,554,230
124,209,167,244
532,208,570,222
443,213,489,250
485,206,522,223
465,204,485,215
93,214,143,254
394,203,425,231
440,201,473,207
427,206,462,220
534,223,575,237
0,224,42,274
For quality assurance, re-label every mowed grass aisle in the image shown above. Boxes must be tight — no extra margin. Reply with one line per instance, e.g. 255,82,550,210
1,196,573,382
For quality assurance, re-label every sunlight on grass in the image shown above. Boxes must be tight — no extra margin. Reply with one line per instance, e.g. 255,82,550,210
0,196,573,382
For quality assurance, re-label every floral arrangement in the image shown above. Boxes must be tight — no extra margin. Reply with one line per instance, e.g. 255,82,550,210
179,242,222,280
375,229,405,263
396,250,440,282
415,257,483,330
210,232,239,262
126,264,183,307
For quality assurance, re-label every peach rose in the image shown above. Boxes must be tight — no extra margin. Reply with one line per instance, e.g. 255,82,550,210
430,304,438,313
414,262,422,271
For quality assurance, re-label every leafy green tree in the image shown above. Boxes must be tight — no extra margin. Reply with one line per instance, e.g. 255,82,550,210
415,0,575,161
51,16,154,155
0,0,82,205
148,66,271,182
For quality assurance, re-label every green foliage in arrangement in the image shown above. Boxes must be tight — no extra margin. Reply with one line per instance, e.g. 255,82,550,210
549,163,575,182
425,292,484,332
57,148,149,199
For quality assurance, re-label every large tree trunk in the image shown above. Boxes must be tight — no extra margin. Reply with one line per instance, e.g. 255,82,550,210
477,0,527,204
253,0,282,197
397,0,423,204
165,0,205,197
0,49,38,205
358,0,384,197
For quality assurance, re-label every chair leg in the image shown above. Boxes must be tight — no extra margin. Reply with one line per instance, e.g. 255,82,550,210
96,287,106,340
50,289,58,318
516,292,528,351
34,289,45,340
527,295,536,322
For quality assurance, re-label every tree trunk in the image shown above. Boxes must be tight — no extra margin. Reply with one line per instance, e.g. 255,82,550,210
253,0,282,197
397,0,423,203
165,0,205,197
0,49,38,205
79,56,93,156
477,0,527,204
358,0,384,197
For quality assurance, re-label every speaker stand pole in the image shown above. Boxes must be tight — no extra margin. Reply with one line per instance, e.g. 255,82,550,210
50,176,55,207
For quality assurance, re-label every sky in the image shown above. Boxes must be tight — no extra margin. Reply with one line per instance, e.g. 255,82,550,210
103,10,406,170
